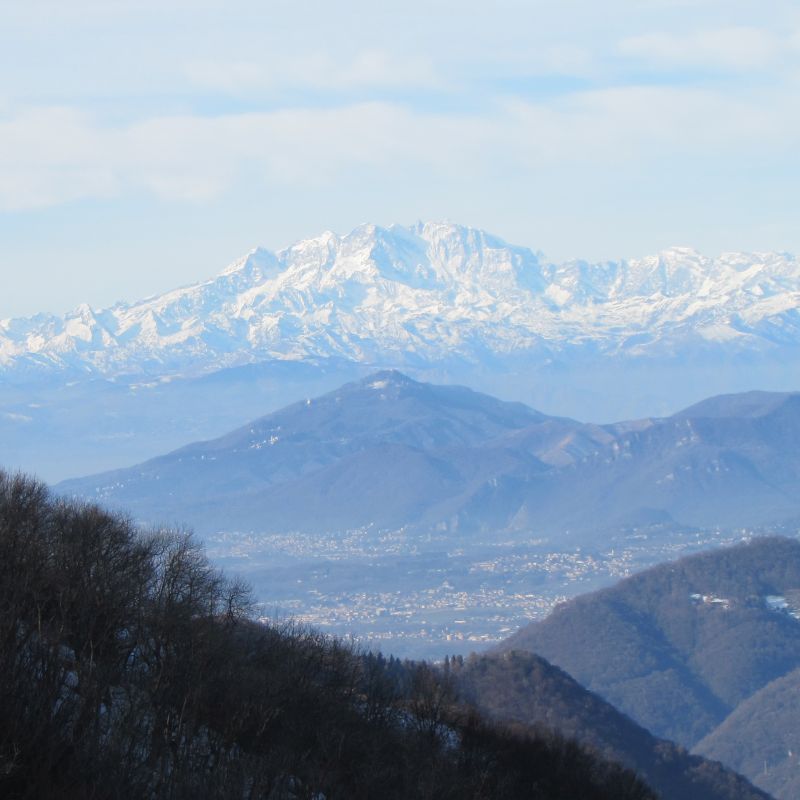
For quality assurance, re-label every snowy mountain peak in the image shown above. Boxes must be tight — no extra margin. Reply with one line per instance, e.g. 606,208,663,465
219,246,272,275
3,222,800,380
72,302,95,318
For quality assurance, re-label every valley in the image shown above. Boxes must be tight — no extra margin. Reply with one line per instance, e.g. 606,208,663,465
190,520,749,658
56,367,800,659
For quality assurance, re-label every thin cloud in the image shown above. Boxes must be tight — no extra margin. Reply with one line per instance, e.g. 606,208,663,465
1,82,798,212
183,50,443,94
619,27,792,71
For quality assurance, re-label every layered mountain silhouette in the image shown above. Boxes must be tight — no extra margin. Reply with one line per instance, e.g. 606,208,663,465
7,222,800,483
498,537,800,798
58,372,800,540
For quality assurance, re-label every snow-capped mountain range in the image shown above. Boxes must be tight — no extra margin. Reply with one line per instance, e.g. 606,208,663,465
4,221,800,379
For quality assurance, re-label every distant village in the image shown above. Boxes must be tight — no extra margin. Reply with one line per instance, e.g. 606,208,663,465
207,524,755,659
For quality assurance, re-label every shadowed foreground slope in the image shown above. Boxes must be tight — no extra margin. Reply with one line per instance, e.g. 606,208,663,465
0,469,656,800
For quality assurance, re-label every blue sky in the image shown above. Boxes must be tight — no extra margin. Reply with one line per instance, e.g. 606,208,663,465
2,0,799,316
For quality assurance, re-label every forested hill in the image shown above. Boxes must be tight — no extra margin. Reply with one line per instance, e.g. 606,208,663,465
695,666,800,800
499,537,800,798
458,650,771,800
0,469,656,800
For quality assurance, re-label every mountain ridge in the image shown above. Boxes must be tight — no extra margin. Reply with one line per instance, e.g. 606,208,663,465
56,372,800,540
4,221,800,380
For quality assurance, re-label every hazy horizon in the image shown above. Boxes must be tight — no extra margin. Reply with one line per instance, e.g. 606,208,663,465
3,1,799,317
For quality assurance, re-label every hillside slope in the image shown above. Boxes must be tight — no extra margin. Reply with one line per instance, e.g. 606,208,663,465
499,538,800,746
459,650,771,800
0,469,659,800
58,375,800,541
695,666,800,799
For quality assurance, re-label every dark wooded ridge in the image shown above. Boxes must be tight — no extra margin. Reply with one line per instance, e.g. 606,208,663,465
0,470,653,800
458,650,771,800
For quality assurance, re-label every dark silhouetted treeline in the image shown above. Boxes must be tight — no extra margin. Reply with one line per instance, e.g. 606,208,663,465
0,470,653,799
